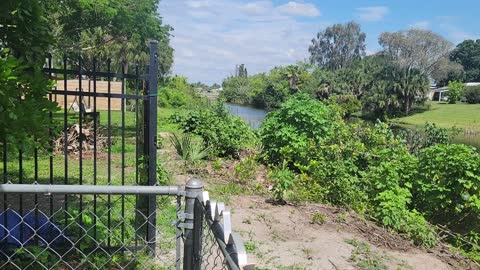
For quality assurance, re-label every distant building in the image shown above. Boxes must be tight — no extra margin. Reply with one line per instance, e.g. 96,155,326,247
429,82,480,101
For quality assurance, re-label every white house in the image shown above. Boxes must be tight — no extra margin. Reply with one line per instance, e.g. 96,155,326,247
429,82,480,101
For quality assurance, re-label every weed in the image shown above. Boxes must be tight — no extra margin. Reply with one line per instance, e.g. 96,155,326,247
301,246,313,260
335,213,347,223
212,157,223,172
234,155,258,183
311,212,326,225
209,182,248,203
244,241,257,253
345,239,388,270
243,216,252,224
168,132,209,168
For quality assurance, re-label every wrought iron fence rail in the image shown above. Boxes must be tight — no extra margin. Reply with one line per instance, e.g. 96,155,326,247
49,90,149,101
42,67,143,80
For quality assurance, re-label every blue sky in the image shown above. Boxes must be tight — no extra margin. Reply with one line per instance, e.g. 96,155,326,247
159,0,480,84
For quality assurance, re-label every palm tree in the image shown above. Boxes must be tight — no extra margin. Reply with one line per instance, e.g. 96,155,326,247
391,67,429,115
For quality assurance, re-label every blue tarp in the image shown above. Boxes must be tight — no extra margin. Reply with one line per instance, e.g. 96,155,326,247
0,209,68,250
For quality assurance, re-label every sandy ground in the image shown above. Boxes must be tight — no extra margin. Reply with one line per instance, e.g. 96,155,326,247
227,195,473,270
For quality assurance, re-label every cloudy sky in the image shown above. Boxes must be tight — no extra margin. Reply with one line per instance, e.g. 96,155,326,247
159,0,480,85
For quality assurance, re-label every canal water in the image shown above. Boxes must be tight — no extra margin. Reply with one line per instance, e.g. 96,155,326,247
225,103,267,129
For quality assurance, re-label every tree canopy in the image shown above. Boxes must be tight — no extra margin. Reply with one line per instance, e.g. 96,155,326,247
0,0,173,143
379,29,457,82
309,21,366,71
450,39,480,82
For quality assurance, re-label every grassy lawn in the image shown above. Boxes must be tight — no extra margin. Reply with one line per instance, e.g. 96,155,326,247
392,102,480,148
1,107,181,185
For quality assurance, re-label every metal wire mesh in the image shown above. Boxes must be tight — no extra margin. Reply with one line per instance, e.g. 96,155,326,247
200,218,228,270
0,192,181,270
195,200,240,270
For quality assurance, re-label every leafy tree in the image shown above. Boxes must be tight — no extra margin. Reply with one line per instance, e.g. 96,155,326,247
430,57,464,87
221,64,310,109
0,51,59,145
450,39,480,82
0,1,58,145
45,0,173,74
379,29,454,80
220,76,251,104
302,68,337,99
391,66,429,115
362,58,429,118
158,76,202,108
0,0,52,63
309,21,366,71
447,80,464,104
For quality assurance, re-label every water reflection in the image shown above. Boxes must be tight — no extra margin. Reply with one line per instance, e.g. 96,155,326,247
225,103,267,129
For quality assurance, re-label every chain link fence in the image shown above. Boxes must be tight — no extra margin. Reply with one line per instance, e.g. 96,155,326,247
0,181,254,270
0,184,181,270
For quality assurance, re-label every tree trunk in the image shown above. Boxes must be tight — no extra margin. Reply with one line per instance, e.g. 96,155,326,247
404,97,410,115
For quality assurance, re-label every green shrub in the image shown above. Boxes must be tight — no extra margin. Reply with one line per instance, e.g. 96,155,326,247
158,76,202,108
0,51,59,146
414,144,480,228
168,132,209,167
260,94,338,168
270,165,296,202
171,102,255,158
234,155,259,184
397,123,458,154
464,86,480,104
372,187,437,247
447,80,464,104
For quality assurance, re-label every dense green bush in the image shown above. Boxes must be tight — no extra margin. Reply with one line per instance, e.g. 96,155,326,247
414,144,480,229
260,94,339,167
261,98,438,246
464,86,480,104
158,76,202,108
171,102,255,158
447,80,464,104
397,123,458,154
0,51,59,145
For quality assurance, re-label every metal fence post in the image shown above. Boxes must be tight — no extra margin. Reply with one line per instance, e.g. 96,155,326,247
147,40,159,254
183,178,203,270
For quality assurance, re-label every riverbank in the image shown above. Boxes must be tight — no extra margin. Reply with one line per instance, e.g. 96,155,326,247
392,102,480,148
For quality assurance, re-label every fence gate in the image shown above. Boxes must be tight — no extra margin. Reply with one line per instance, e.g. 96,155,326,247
0,41,171,268
0,41,253,269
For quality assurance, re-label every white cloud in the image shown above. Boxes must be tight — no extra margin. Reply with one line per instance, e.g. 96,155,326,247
356,6,389,22
242,1,273,16
436,16,478,44
186,1,210,8
409,21,430,29
441,24,474,44
159,0,325,84
276,1,320,17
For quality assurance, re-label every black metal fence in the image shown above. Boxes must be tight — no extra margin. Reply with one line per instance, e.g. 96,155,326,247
0,41,253,269
1,41,159,254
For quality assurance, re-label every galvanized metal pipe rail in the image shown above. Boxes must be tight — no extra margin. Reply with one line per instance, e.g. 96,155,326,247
0,184,184,196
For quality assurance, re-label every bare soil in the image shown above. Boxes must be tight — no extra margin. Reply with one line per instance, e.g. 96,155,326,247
225,195,479,270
